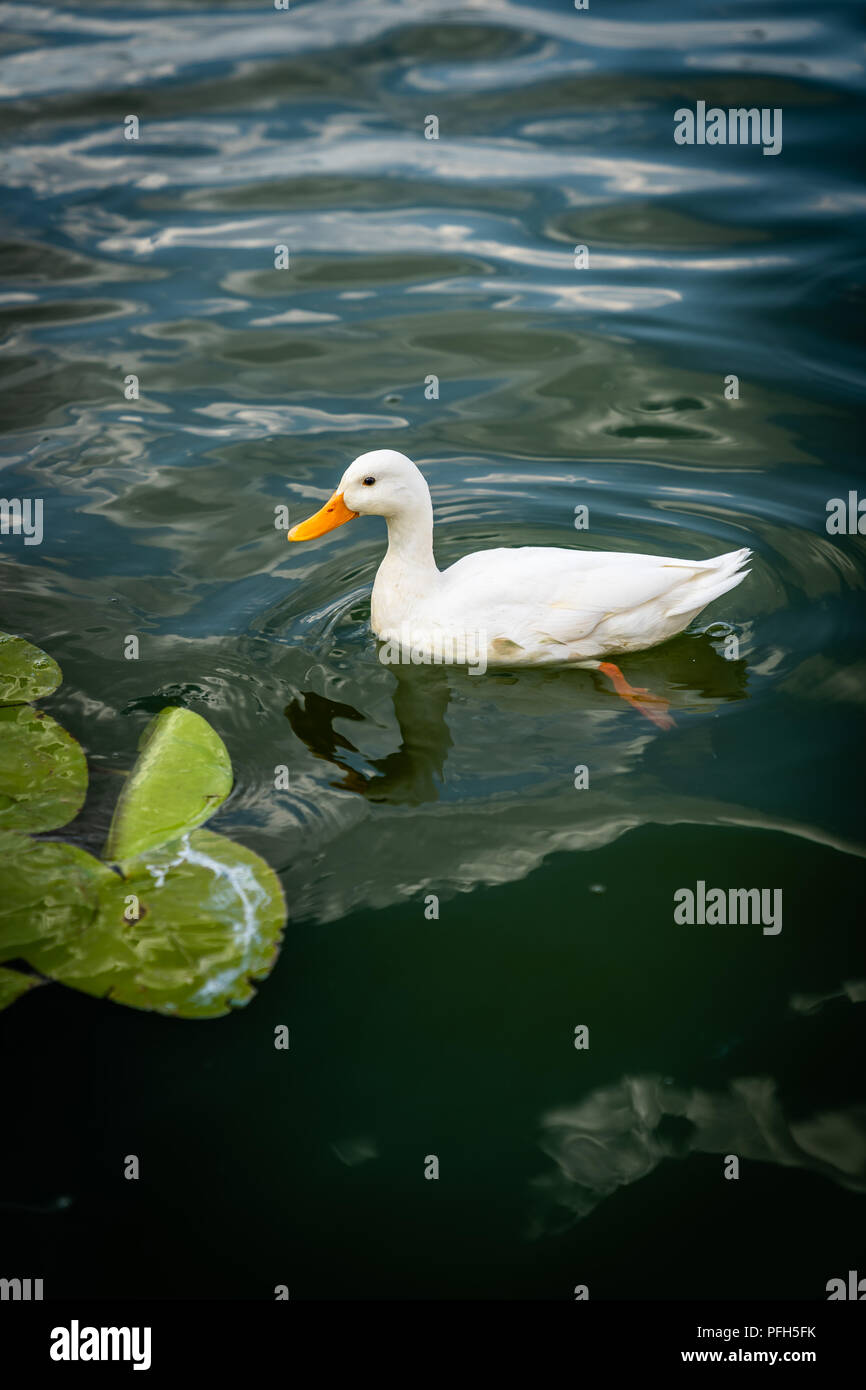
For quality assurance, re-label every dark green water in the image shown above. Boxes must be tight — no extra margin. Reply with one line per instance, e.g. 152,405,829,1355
1,0,865,1299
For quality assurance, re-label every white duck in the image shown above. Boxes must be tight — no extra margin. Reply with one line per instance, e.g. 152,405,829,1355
288,450,750,728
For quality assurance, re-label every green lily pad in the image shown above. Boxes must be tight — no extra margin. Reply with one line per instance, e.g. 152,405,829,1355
0,705,88,833
0,836,107,961
0,632,62,704
104,707,233,863
0,966,46,1011
5,829,285,1019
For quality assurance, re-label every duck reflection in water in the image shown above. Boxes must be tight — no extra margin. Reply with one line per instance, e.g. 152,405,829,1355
286,661,453,804
285,631,749,806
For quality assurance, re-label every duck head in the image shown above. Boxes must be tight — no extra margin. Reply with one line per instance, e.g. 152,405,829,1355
288,450,429,541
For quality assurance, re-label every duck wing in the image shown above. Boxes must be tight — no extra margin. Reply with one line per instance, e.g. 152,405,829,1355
437,545,751,657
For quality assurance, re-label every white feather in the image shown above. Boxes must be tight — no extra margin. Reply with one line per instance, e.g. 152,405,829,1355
295,451,751,668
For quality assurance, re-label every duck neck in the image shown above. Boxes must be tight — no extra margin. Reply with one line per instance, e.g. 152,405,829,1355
382,493,438,584
371,495,439,633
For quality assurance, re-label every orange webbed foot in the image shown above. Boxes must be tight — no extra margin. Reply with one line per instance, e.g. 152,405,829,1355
598,661,675,731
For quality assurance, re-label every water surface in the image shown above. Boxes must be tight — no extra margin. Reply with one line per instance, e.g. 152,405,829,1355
1,0,864,1298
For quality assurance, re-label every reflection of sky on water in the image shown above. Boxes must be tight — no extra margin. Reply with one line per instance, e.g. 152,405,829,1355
534,1068,866,1234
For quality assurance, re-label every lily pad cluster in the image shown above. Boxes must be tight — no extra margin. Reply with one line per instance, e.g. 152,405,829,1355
0,633,286,1018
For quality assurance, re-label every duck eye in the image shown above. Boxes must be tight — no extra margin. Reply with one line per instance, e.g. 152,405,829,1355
363,476,375,486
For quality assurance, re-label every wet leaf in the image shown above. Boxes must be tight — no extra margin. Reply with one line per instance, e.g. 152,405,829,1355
0,632,62,704
104,707,233,863
0,705,88,833
0,835,107,961
0,966,45,1011
4,830,285,1019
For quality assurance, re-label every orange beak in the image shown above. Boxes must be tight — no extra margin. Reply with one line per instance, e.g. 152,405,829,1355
288,490,358,542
